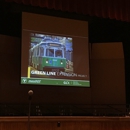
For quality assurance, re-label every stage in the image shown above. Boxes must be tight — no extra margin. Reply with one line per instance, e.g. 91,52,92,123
0,116,130,130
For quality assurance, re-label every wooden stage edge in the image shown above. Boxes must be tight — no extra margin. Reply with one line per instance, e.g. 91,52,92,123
0,116,130,122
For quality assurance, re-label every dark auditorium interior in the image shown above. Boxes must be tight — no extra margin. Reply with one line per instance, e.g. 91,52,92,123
1,0,130,130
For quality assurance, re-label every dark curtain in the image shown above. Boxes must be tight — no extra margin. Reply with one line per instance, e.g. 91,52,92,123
5,0,130,22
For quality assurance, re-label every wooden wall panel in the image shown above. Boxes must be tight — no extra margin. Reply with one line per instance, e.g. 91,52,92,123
0,34,92,104
91,43,125,105
1,122,27,130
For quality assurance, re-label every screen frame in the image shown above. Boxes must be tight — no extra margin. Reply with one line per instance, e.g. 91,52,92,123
21,12,90,87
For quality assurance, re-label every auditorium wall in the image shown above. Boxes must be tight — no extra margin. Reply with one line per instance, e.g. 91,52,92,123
0,35,126,106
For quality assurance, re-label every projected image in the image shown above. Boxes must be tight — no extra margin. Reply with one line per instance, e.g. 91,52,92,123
28,33,73,78
21,30,90,87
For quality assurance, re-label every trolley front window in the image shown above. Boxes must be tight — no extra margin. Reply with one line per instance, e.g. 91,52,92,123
55,50,63,58
46,49,54,57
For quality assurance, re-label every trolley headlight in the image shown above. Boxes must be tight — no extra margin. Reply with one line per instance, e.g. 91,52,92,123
46,59,48,63
61,60,63,64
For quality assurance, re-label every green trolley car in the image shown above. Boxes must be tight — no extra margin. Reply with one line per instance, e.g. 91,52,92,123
29,38,66,72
